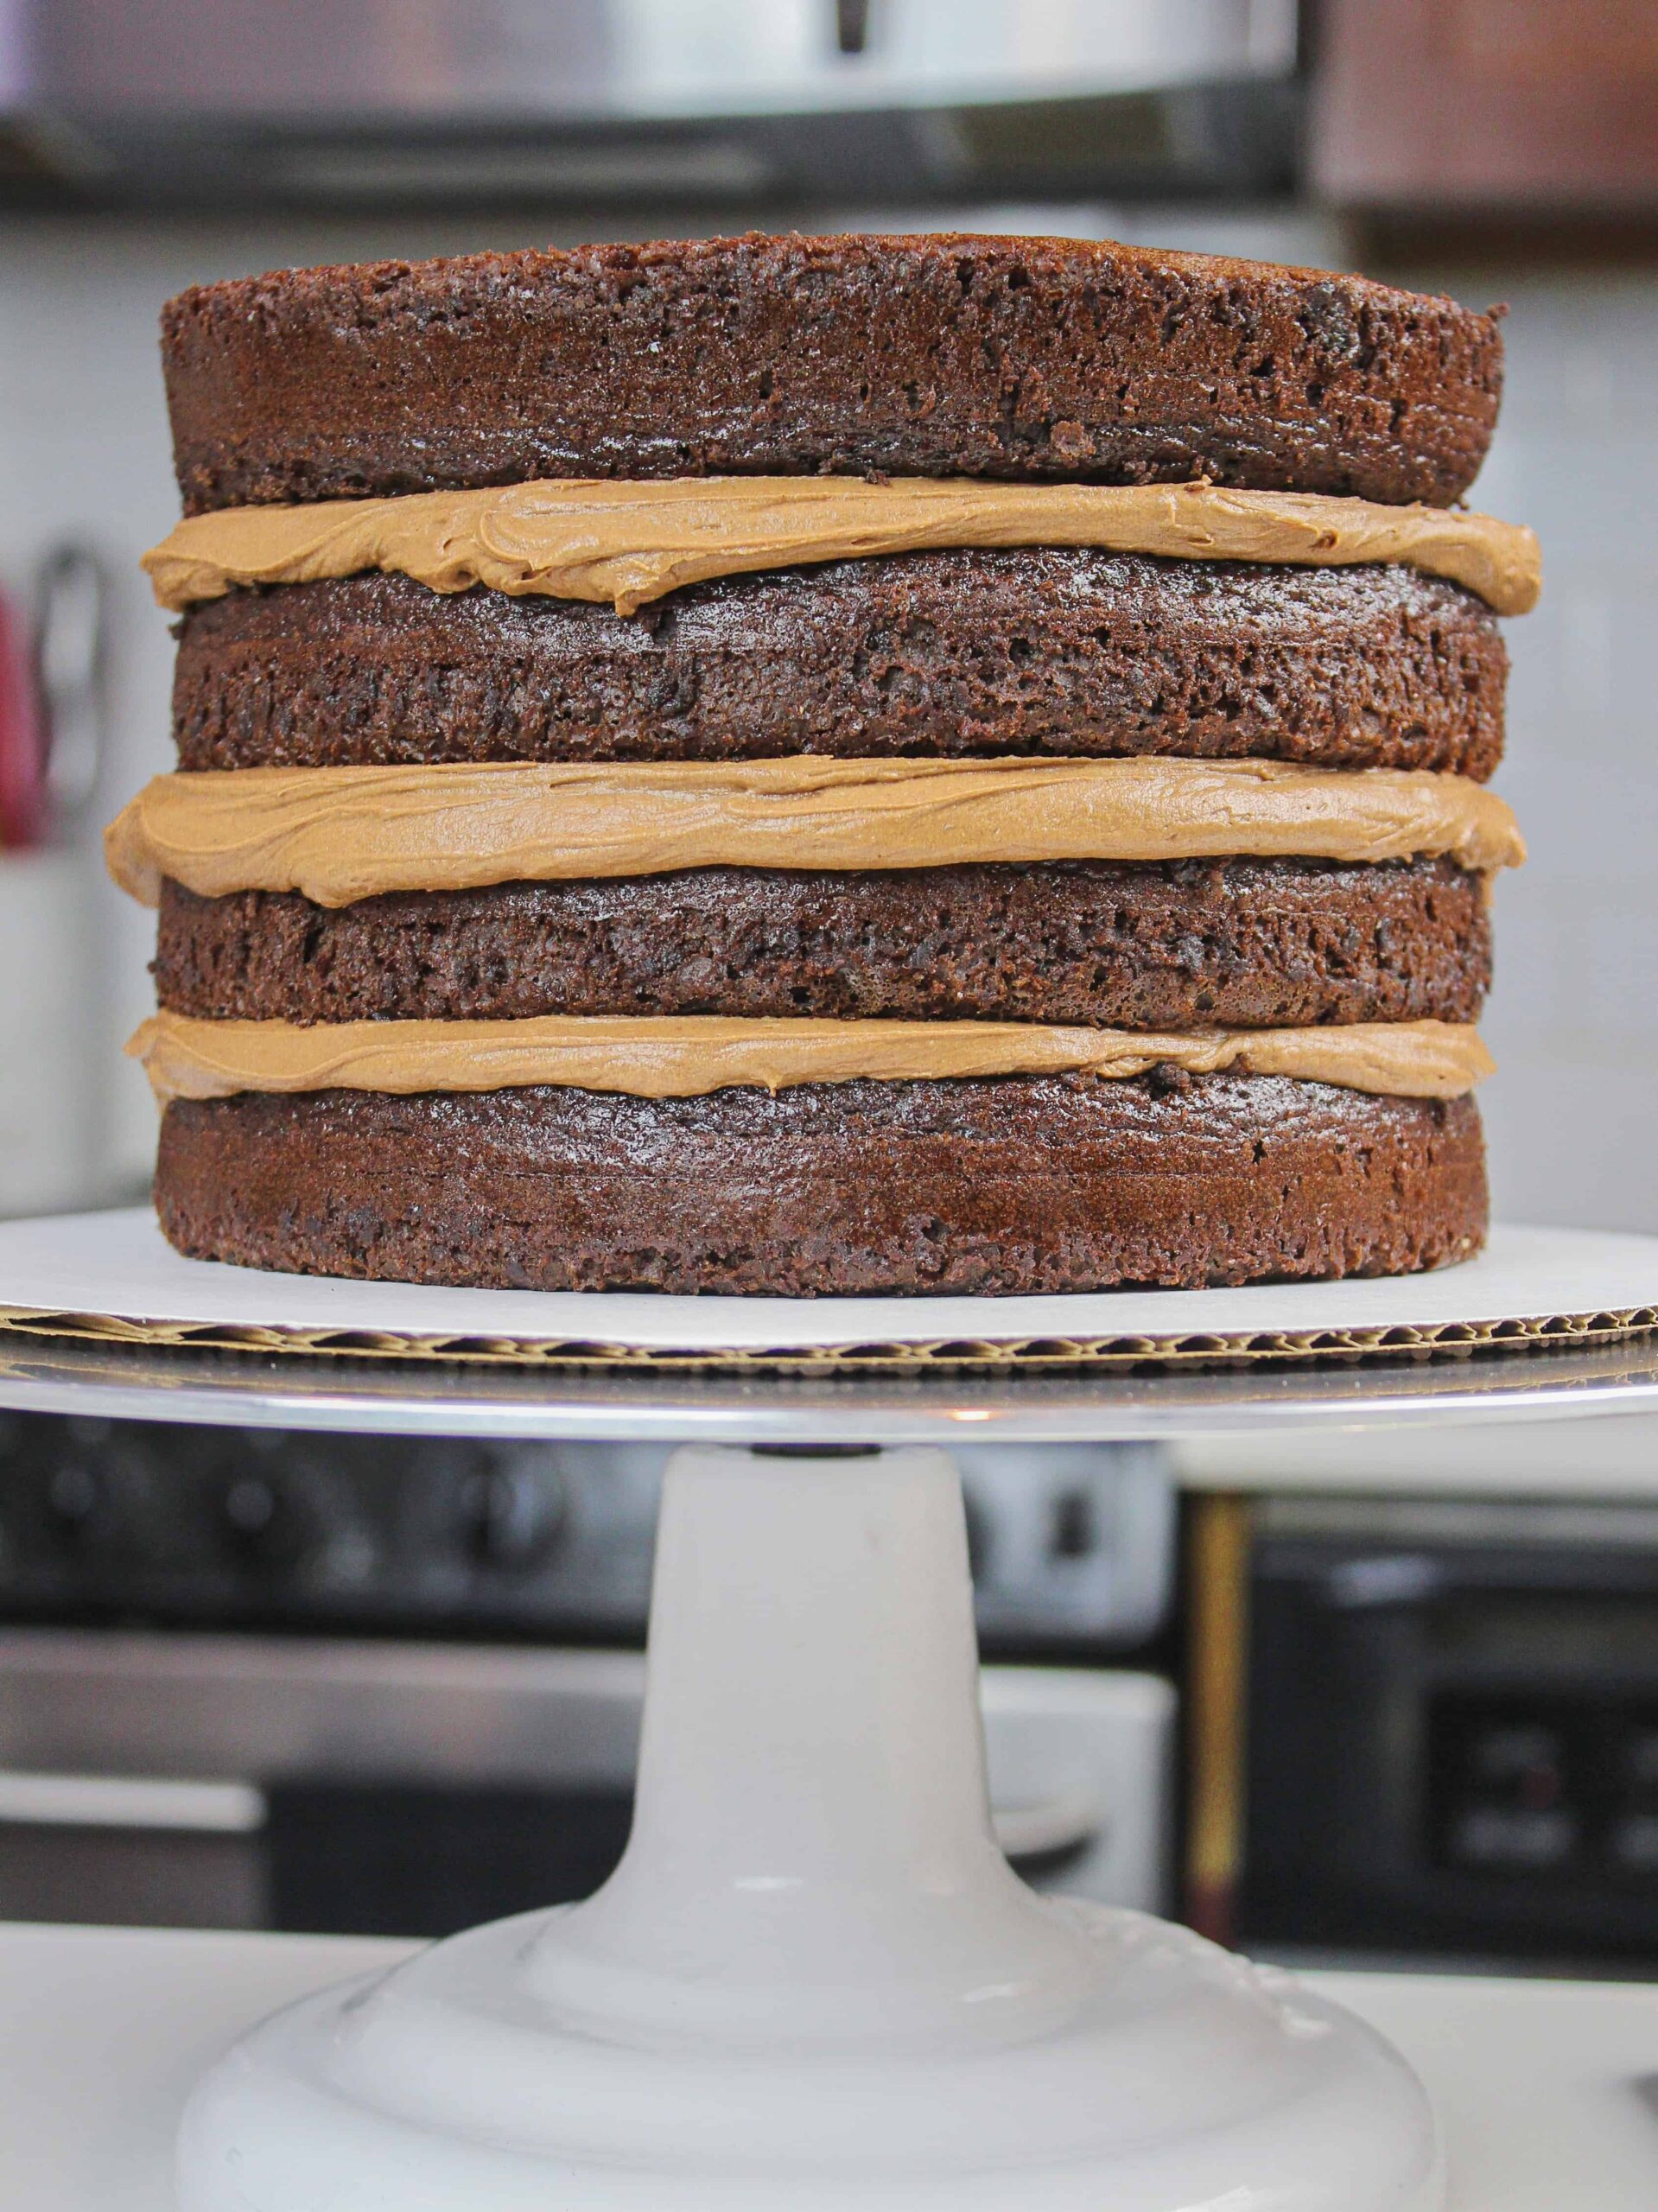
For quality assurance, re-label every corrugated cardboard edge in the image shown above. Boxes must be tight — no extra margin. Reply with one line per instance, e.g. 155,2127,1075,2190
2,1302,1655,1371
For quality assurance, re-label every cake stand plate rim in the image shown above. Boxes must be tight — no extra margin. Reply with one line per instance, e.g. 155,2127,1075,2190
1,1214,1657,1439
1,1211,1655,1370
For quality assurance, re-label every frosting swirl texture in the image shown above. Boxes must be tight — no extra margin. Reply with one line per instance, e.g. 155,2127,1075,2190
105,757,1526,910
143,476,1541,619
130,1010,1494,1106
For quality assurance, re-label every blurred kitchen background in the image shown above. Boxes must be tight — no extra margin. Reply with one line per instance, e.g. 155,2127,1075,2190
2,0,1656,1224
1,0,1657,1976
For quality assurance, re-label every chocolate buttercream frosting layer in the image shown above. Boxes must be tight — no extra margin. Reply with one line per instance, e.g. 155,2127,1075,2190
152,1077,1489,1295
160,233,1502,513
169,558,1508,780
105,758,1526,910
128,1009,1493,1106
143,477,1541,619
154,858,1491,1033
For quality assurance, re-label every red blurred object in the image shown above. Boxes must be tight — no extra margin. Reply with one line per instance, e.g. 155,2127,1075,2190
0,587,46,850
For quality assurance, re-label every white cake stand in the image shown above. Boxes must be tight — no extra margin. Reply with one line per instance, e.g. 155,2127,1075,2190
3,1220,1657,2209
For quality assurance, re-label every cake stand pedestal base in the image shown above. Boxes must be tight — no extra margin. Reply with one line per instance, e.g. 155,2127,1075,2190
176,1446,1442,2211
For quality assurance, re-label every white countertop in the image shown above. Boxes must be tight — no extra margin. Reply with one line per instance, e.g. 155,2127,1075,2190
0,1923,1653,2210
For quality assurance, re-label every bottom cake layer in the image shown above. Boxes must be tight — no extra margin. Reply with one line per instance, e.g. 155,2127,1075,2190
155,1074,1486,1297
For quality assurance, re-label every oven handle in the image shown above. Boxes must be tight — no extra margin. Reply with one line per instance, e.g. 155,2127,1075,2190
0,1769,1102,1859
991,1788,1105,1863
0,1770,267,1834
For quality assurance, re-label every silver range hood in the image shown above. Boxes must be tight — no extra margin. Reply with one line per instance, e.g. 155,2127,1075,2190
0,0,1299,210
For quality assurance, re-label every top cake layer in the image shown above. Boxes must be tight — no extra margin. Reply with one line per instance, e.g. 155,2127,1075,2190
162,232,1503,515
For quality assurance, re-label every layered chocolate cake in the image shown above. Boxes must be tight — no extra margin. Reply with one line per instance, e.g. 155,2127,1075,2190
108,233,1538,1295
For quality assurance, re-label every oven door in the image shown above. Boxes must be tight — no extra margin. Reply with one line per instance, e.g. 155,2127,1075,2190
0,1630,1172,1936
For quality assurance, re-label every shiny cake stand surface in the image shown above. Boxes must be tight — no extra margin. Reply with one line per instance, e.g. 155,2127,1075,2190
4,1245,1656,2209
178,1446,1440,2212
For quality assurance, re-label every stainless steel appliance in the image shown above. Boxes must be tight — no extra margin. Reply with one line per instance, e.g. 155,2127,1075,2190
0,1416,1172,1646
0,1416,1177,1935
1,0,1299,207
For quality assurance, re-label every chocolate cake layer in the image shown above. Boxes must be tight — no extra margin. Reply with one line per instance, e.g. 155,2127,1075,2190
153,1076,1488,1295
162,234,1502,514
172,556,1506,779
154,859,1492,1033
